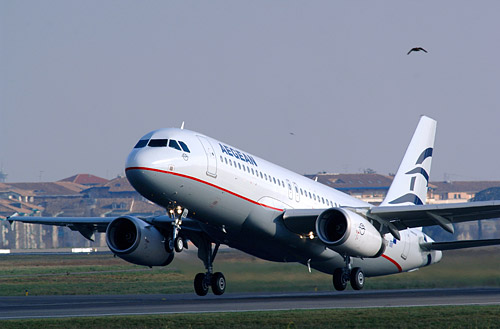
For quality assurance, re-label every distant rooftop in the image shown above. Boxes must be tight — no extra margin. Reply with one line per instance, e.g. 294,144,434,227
430,181,500,193
8,182,86,196
59,174,109,186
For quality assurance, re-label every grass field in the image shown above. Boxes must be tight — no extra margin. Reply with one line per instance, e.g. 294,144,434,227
0,247,499,296
2,306,500,328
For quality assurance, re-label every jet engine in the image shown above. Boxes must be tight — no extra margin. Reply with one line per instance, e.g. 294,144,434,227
106,216,174,266
315,208,386,258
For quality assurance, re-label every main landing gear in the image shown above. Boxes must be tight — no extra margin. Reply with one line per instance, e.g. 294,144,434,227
194,238,226,296
165,206,226,296
332,255,365,291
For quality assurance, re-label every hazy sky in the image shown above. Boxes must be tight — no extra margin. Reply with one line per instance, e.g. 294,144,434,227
1,1,500,183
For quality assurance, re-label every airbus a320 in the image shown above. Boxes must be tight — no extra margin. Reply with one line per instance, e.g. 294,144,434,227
9,116,500,296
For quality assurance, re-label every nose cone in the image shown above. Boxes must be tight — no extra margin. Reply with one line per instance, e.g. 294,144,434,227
126,148,149,170
125,148,160,199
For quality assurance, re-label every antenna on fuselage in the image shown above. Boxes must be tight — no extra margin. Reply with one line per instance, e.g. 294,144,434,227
180,121,185,130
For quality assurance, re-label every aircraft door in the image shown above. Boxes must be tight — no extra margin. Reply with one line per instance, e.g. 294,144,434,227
293,182,300,203
286,179,293,200
197,136,217,178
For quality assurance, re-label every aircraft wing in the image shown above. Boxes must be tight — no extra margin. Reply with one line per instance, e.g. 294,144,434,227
6,216,112,240
369,200,500,232
282,200,500,236
6,214,203,241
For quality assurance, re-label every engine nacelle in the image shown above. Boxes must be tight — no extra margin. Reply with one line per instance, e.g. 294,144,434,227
315,208,386,258
106,216,174,267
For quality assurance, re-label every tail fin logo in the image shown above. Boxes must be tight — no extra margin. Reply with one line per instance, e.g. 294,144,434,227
388,147,433,205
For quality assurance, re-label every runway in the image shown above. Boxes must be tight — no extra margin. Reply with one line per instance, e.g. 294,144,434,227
1,288,499,320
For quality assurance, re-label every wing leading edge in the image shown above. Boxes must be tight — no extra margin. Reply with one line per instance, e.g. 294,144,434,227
5,214,203,241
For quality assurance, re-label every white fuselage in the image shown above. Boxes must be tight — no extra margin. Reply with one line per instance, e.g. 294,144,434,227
125,128,442,277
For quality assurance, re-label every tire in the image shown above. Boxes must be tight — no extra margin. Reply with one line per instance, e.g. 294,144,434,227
350,267,365,290
194,273,209,296
333,268,347,291
211,272,226,296
174,236,184,253
165,238,174,253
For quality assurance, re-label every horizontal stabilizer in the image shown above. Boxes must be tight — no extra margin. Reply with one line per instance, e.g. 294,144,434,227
421,239,500,251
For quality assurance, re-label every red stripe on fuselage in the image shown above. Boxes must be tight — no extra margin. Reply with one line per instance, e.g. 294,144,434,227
381,254,403,272
125,166,284,212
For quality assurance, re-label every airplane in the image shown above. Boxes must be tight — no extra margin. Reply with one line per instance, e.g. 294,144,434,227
7,115,500,296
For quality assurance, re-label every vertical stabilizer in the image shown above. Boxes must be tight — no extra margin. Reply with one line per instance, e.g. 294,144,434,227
381,116,437,206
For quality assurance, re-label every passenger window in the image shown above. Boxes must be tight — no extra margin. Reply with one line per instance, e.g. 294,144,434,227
273,177,276,184
225,158,228,164
168,139,182,151
148,139,168,147
313,194,316,201
260,172,263,179
178,141,190,153
264,174,268,180
134,139,149,148
295,186,299,193
238,163,241,170
322,197,325,204
220,156,223,162
229,159,232,166
251,168,255,175
300,188,303,195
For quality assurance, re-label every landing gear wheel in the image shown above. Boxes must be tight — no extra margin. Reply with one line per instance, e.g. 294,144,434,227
194,273,209,296
350,267,364,290
211,272,226,296
333,268,348,291
165,238,174,253
174,236,184,253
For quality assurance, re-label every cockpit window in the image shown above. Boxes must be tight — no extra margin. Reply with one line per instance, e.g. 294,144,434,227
148,139,168,147
168,139,182,151
178,141,190,153
134,139,149,148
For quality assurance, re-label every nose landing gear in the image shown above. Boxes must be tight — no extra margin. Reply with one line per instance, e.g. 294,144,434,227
165,207,188,253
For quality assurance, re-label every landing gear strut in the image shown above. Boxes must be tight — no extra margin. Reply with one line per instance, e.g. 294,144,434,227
193,235,226,296
166,208,188,253
332,255,365,291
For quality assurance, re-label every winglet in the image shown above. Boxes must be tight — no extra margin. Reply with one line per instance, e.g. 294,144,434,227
381,116,437,206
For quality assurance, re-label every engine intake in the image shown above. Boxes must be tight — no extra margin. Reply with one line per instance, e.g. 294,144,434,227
315,208,386,258
106,216,174,267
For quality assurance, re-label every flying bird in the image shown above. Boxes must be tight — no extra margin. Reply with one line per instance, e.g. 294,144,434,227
407,47,428,55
